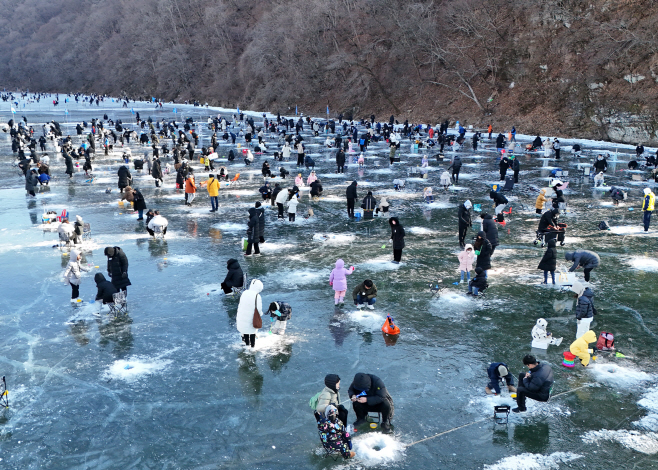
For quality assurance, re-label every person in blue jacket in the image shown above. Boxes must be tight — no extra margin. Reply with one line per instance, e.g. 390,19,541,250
485,362,516,395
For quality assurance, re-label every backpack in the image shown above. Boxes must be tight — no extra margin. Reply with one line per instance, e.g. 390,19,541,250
597,332,614,351
309,391,322,410
598,220,610,231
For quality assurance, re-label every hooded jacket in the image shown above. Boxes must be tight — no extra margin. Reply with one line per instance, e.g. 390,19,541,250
536,189,548,209
346,181,358,199
236,279,263,334
352,281,377,301
470,267,488,290
458,244,475,271
487,362,512,394
275,188,289,205
25,171,38,192
565,250,600,271
316,374,341,415
247,209,260,243
94,273,118,303
537,239,557,272
490,191,508,206
223,259,244,289
593,156,608,172
63,249,88,286
475,231,492,270
257,205,265,237
151,158,163,179
481,214,499,247
206,177,219,197
361,192,377,211
348,373,394,418
132,189,146,211
64,152,74,175
570,330,597,366
310,180,323,196
610,187,624,201
286,197,299,214
329,259,353,292
458,202,472,228
575,287,595,320
447,156,462,171
389,217,405,249
117,166,131,187
521,362,554,398
105,246,131,289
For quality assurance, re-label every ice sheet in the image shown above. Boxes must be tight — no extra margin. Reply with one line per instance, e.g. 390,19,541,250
483,452,583,470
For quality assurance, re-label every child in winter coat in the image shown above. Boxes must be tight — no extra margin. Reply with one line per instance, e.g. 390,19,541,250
63,249,90,303
329,259,355,306
423,187,434,203
287,196,299,222
440,170,452,189
468,267,488,296
295,173,304,188
570,330,597,367
571,281,595,339
458,244,476,283
535,189,548,214
357,153,365,166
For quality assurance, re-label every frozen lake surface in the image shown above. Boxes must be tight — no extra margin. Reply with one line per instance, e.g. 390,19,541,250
0,97,657,469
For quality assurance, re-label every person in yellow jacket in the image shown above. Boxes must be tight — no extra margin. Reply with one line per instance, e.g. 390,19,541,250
569,330,597,367
535,189,548,214
642,188,655,232
205,174,220,212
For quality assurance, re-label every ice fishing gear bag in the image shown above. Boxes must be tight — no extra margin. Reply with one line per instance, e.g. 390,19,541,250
252,295,263,329
598,220,610,231
597,332,614,350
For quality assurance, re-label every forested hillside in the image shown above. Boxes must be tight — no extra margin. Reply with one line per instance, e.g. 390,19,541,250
1,0,657,143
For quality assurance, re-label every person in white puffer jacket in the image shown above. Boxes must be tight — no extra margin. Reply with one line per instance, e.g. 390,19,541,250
236,279,264,348
63,249,89,303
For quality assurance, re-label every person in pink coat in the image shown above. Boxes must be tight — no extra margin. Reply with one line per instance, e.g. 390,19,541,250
329,259,355,306
307,170,318,186
458,243,475,284
295,173,304,187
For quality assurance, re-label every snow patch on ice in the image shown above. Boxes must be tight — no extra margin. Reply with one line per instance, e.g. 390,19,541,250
347,310,385,331
634,385,658,431
424,201,456,209
352,433,405,466
582,429,658,454
212,222,245,232
408,226,433,235
269,269,325,287
483,452,583,470
610,225,658,237
587,363,654,387
236,332,298,357
103,357,173,382
313,233,355,244
628,257,658,272
359,257,403,271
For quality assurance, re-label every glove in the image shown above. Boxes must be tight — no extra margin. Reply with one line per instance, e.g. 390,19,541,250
350,266,355,271
329,281,333,286
122,272,127,278
474,250,481,255
273,310,281,317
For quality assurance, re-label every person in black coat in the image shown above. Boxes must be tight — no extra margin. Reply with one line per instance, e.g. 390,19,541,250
310,179,323,198
132,188,147,220
271,183,282,207
361,191,376,219
94,273,118,304
256,202,265,243
117,165,131,191
389,217,405,263
537,239,557,284
537,208,565,244
531,136,542,150
499,156,510,181
104,246,131,293
473,230,492,275
245,209,260,256
495,133,505,150
64,151,75,178
480,213,499,253
151,157,163,187
468,267,488,296
346,181,358,218
336,149,346,173
458,200,472,248
221,258,244,294
447,155,462,184
511,156,520,183
513,355,554,413
348,372,394,433
489,191,508,220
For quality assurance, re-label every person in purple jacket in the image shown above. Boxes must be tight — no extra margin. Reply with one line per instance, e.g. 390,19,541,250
329,259,355,306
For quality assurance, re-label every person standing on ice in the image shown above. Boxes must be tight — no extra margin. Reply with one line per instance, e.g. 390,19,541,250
473,231,492,277
537,239,557,284
346,181,358,218
104,246,131,294
329,259,354,306
458,200,472,248
543,138,552,157
245,207,261,256
389,217,406,264
571,281,595,338
447,155,462,184
63,248,90,304
552,139,561,159
642,187,655,231
236,279,264,348
336,147,346,173
275,185,288,219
